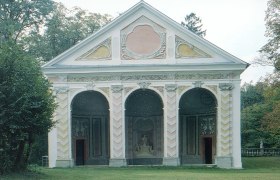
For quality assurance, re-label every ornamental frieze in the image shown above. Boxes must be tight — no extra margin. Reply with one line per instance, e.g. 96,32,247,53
67,73,235,82
175,73,234,80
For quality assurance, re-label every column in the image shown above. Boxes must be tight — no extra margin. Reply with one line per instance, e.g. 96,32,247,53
163,84,180,166
53,86,73,167
109,85,127,166
216,83,234,168
231,81,242,168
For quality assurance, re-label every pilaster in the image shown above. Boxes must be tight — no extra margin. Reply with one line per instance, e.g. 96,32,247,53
231,81,242,168
53,86,73,167
216,83,234,168
163,84,180,166
109,85,127,166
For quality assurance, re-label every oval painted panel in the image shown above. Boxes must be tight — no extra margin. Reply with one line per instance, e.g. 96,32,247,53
126,25,161,55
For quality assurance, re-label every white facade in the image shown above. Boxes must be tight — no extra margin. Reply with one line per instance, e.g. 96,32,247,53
43,1,247,168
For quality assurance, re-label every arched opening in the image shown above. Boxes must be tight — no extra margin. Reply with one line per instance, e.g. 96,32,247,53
71,91,109,165
125,89,163,165
179,88,217,164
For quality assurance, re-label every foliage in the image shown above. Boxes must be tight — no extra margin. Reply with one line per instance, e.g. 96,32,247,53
256,0,280,70
0,0,54,43
0,1,112,171
241,82,265,109
261,73,280,145
28,133,48,165
24,3,112,61
242,0,280,145
0,42,56,173
241,103,270,147
181,12,206,37
241,74,280,148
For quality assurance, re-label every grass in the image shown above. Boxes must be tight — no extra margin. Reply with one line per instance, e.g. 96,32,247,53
1,157,280,180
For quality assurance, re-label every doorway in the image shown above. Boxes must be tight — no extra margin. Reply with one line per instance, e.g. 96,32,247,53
204,137,212,164
76,139,85,165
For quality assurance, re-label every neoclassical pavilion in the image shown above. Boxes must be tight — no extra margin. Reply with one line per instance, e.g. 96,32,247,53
43,1,248,168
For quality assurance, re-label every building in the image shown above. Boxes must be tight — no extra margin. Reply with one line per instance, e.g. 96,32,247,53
43,1,248,168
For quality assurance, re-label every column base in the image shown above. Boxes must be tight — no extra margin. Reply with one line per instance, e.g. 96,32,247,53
56,159,74,167
163,157,180,166
232,159,242,169
216,156,233,169
109,159,127,167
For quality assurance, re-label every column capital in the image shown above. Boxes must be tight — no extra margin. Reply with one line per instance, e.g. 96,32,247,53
138,81,151,89
193,81,204,88
85,82,95,90
219,83,234,91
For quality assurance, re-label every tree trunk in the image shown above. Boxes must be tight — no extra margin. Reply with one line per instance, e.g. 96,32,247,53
13,140,25,170
24,134,34,166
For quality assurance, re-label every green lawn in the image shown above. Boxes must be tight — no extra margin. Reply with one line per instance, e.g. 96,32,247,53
1,157,280,180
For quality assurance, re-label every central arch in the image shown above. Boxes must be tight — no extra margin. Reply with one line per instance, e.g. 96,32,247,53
125,89,163,165
179,88,217,165
71,91,110,165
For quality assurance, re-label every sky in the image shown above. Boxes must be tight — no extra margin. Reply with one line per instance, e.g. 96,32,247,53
55,0,274,84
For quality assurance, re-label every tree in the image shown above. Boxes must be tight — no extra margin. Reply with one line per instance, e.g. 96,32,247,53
25,3,112,61
241,82,265,109
241,75,280,148
181,12,206,37
0,0,54,43
241,82,267,147
241,103,269,148
261,73,280,146
256,0,280,70
0,42,56,173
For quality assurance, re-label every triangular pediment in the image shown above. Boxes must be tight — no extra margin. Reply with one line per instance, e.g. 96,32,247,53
42,1,248,73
